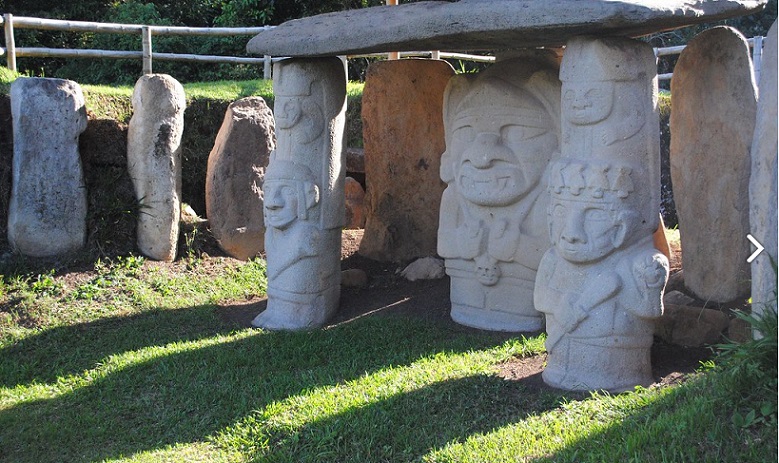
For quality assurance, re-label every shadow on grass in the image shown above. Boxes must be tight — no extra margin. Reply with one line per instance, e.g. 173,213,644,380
0,312,525,463
0,304,241,388
249,373,565,463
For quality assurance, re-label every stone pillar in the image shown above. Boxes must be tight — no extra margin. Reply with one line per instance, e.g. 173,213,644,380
671,26,756,302
8,77,88,257
438,54,561,331
359,59,453,262
205,97,275,260
750,20,778,321
252,57,346,330
127,74,186,262
535,37,669,392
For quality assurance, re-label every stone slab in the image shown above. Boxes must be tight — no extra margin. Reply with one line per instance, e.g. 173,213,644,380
205,97,275,261
359,59,452,262
749,20,778,317
246,0,766,57
670,26,756,302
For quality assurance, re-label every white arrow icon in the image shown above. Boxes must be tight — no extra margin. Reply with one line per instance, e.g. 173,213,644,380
747,234,764,263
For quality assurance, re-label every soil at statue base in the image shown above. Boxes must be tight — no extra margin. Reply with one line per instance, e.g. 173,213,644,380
218,229,714,394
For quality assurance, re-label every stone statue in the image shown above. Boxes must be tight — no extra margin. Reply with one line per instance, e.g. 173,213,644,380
251,57,346,330
535,37,667,392
437,55,561,331
536,160,668,392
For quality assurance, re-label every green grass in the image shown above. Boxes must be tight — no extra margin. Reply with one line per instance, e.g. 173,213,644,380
0,255,776,463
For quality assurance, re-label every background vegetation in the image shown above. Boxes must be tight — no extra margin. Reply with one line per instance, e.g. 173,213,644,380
0,0,775,84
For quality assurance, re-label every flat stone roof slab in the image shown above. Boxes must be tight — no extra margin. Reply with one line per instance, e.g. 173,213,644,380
246,0,767,57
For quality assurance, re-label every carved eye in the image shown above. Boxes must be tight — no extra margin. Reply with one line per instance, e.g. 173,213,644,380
501,125,547,144
563,89,575,101
585,208,610,222
452,125,475,146
585,88,602,99
552,203,566,218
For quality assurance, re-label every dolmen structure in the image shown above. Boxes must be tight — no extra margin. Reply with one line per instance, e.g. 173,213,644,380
246,0,771,391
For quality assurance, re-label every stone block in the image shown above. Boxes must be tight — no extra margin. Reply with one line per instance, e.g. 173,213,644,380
655,304,730,347
344,176,365,229
671,26,756,302
8,77,88,257
205,97,275,260
359,59,453,263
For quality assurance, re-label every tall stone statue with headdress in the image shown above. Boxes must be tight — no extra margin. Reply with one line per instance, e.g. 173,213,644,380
535,37,668,392
252,57,346,330
437,53,561,332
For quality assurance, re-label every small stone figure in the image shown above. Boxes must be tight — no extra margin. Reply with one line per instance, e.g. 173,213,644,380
251,57,346,330
536,36,667,392
438,55,560,331
536,160,669,392
252,159,340,329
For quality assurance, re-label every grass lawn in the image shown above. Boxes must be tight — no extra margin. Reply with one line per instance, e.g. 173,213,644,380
0,248,776,463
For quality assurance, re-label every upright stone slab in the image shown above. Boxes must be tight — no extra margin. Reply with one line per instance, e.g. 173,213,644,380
206,97,275,260
671,26,756,302
8,78,87,257
750,20,778,319
535,37,668,392
252,57,346,330
359,59,453,262
438,54,561,331
127,74,186,262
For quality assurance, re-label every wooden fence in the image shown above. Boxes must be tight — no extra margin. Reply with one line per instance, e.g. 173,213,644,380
0,14,765,83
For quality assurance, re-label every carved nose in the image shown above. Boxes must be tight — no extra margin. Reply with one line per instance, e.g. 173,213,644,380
265,190,284,209
561,212,586,244
467,132,511,168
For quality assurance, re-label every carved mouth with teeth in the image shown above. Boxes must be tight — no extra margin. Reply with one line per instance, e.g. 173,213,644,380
457,163,526,206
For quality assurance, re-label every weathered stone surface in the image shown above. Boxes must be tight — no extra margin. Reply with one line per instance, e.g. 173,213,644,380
8,77,88,257
252,57,346,331
401,256,445,281
438,53,559,332
750,20,778,317
205,97,275,260
359,59,453,262
536,37,667,392
345,147,364,173
663,290,695,307
655,304,729,347
127,74,186,262
246,0,766,57
671,26,756,302
727,315,754,343
344,176,365,229
341,268,368,288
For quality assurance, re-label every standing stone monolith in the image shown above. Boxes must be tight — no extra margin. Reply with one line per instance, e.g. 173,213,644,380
359,59,453,262
252,57,346,330
127,74,186,262
671,26,756,302
750,20,778,320
535,36,668,392
8,77,88,257
438,54,561,331
206,97,275,260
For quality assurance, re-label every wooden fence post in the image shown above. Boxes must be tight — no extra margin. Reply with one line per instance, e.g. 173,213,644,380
142,26,152,74
4,13,16,71
386,0,399,60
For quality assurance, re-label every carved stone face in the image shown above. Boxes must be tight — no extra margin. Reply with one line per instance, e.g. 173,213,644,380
562,81,614,125
475,255,500,286
275,97,302,130
550,198,623,263
452,110,554,207
264,180,300,230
